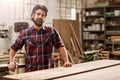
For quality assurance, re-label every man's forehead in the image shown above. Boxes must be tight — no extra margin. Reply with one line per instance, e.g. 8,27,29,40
35,9,45,13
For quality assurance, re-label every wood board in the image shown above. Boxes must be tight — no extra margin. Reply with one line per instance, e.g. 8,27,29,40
56,64,120,80
3,60,120,80
53,19,81,63
53,19,80,54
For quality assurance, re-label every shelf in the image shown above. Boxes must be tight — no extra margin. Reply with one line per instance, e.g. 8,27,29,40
82,5,120,51
83,31,104,32
83,39,104,41
106,5,120,8
106,25,120,27
84,22,104,24
86,15,104,17
106,42,120,44
106,31,120,35
105,16,120,18
85,7,104,10
106,34,120,36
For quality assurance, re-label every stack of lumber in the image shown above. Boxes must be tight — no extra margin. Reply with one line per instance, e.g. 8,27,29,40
53,19,83,64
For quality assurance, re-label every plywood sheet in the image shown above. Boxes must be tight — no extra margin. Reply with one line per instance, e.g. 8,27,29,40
3,60,120,80
53,19,80,53
56,65,120,80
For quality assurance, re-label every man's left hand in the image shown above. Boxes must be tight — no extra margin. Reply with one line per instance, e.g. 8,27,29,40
63,62,72,67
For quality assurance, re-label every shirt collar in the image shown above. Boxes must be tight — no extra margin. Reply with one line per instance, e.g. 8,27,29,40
31,25,46,31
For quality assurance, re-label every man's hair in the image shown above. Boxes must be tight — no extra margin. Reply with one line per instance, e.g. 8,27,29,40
31,4,48,17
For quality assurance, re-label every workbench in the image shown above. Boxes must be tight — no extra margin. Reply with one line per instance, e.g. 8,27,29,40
2,60,120,80
0,54,25,74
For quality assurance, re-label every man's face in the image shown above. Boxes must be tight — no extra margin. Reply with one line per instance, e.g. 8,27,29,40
32,9,46,26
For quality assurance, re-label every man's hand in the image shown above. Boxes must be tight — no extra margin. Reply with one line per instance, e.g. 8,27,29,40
8,62,16,72
63,62,72,67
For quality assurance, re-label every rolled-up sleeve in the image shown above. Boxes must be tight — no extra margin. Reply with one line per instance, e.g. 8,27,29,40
11,30,26,51
52,28,64,49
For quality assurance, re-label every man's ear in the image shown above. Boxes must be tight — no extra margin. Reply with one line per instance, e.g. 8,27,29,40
31,14,34,18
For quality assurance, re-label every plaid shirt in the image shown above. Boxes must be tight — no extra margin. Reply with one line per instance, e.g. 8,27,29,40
11,26,64,72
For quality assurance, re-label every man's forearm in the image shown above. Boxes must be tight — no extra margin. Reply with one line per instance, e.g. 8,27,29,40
9,48,16,63
58,47,69,63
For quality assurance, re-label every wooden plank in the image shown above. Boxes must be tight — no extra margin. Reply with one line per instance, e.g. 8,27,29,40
68,37,80,63
70,36,82,63
69,22,83,55
70,37,76,56
70,37,80,57
3,60,120,80
56,65,120,80
53,19,80,57
53,19,60,33
98,51,109,59
67,51,75,64
59,20,72,52
111,36,120,40
72,36,81,56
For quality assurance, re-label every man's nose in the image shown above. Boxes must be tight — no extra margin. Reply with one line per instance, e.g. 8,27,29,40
38,14,45,18
38,15,42,18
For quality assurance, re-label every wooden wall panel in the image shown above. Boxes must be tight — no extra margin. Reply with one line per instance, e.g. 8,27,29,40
53,19,80,52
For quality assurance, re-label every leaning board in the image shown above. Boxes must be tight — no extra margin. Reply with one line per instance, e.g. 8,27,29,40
3,60,120,80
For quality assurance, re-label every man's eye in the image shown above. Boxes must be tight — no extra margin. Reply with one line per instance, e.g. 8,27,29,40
37,13,45,17
37,13,40,15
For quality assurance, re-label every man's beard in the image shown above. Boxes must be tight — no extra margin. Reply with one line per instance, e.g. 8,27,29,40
31,18,44,26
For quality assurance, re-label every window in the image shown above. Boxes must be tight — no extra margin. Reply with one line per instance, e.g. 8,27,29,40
58,0,82,20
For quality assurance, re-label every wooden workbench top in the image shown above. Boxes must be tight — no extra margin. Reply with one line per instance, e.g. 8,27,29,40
3,60,120,80
56,65,120,80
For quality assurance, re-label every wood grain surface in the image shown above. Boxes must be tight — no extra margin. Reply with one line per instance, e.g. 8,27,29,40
56,65,120,80
3,60,120,80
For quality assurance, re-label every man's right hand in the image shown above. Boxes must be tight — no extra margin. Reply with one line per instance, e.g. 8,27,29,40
8,62,16,72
